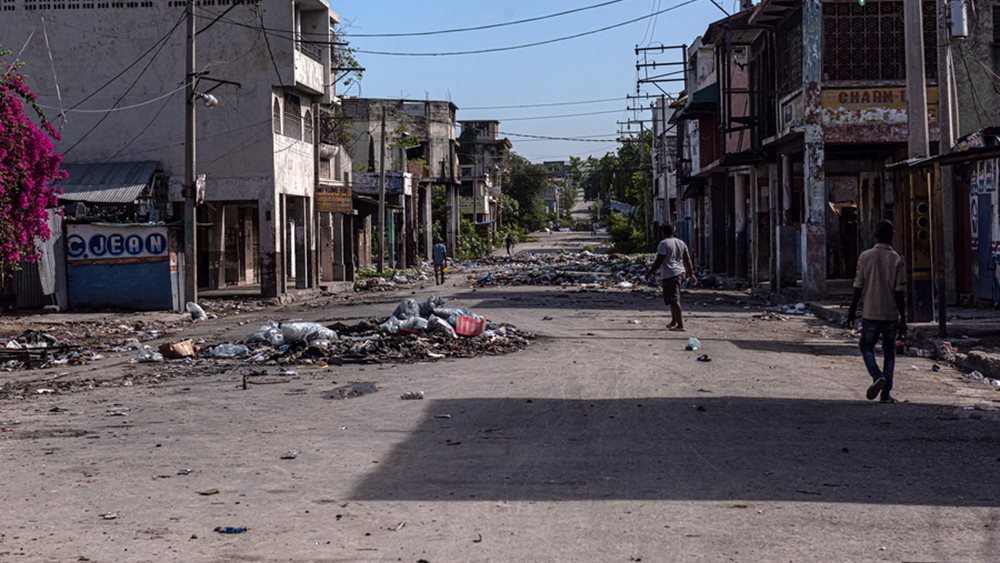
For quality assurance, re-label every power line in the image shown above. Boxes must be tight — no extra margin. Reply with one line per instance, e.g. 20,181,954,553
236,0,697,57
461,97,623,110
40,82,188,113
500,131,620,142
498,109,625,121
344,0,624,37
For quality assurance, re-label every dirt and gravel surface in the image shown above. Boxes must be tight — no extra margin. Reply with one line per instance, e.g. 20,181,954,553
2,230,1000,562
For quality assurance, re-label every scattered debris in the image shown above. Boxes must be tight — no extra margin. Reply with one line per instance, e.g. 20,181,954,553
686,337,701,351
697,354,712,363
198,489,220,496
134,345,164,363
325,382,379,400
214,526,247,534
101,512,118,520
389,521,406,532
186,302,208,322
279,450,299,460
159,339,196,359
211,344,250,358
400,391,424,400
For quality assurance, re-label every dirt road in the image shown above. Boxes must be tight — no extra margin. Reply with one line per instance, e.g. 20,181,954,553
2,231,999,562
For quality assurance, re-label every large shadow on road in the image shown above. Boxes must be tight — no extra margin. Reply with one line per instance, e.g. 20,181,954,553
349,397,1000,506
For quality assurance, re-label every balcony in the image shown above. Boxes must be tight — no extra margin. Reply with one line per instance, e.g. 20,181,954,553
294,47,326,95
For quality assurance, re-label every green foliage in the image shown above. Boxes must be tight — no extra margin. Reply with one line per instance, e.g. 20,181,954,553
431,184,448,243
607,214,648,254
505,152,549,232
458,219,490,259
497,223,528,245
558,185,578,221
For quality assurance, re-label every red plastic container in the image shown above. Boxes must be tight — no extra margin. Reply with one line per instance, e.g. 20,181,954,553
455,315,487,337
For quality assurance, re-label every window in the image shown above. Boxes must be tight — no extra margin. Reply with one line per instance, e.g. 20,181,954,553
303,110,313,143
283,94,302,140
822,0,937,82
272,99,281,134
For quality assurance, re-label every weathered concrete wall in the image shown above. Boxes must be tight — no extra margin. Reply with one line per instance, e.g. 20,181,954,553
952,0,1000,138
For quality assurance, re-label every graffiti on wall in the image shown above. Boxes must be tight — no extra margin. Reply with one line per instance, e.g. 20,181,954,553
969,159,1000,305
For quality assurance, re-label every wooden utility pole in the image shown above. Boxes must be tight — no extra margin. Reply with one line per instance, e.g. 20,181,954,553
183,0,197,305
905,0,930,158
935,0,956,336
377,106,386,273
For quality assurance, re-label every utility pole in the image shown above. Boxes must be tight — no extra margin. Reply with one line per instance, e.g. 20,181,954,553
377,106,387,273
905,0,930,158
183,0,197,305
936,0,957,336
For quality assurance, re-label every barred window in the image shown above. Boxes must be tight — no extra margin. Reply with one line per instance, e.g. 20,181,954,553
272,99,281,134
303,110,313,143
822,0,937,82
776,10,802,96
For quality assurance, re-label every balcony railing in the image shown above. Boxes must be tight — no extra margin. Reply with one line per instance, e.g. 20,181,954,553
296,40,323,63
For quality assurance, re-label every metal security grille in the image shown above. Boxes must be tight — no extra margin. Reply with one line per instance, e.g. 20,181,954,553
776,11,802,96
822,0,937,82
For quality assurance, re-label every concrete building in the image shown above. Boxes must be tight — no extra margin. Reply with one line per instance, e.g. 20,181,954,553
3,0,345,300
340,98,459,259
457,120,512,242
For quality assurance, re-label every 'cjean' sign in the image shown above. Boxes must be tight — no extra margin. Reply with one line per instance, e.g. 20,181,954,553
66,224,169,264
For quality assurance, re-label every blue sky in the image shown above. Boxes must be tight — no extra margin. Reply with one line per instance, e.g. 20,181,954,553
335,0,730,163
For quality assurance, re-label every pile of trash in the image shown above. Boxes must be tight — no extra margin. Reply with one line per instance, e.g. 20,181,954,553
191,295,533,365
471,251,654,289
353,266,433,292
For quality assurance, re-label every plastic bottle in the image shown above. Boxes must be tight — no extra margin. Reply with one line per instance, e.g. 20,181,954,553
686,337,700,351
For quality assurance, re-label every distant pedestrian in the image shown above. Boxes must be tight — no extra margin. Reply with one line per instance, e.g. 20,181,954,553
590,223,597,236
432,240,448,285
504,232,515,257
847,219,907,403
646,223,697,331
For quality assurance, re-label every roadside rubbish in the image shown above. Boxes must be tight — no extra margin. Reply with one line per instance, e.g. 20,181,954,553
279,450,299,460
697,354,712,362
211,343,250,358
932,364,941,372
176,468,192,476
101,512,118,520
325,382,379,400
159,339,196,359
686,337,701,351
400,391,424,400
214,527,247,534
469,251,653,289
186,302,208,321
198,488,220,496
455,315,487,337
135,345,164,363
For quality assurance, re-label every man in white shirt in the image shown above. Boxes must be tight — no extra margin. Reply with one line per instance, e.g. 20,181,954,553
646,224,697,331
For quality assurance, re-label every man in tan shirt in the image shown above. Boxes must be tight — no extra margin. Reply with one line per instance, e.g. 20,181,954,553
847,220,907,403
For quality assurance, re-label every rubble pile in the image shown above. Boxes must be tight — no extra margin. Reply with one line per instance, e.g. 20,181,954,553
1,319,180,371
198,297,272,318
471,251,654,289
353,266,433,292
206,296,534,365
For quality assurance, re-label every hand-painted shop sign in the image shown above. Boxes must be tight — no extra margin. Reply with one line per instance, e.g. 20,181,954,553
316,183,353,214
66,224,169,264
353,172,413,196
821,87,939,110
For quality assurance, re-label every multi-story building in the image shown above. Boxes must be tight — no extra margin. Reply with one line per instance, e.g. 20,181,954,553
457,120,512,242
340,98,459,259
665,0,1000,320
3,0,347,302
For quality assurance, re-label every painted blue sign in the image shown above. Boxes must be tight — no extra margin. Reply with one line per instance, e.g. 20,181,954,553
66,225,169,262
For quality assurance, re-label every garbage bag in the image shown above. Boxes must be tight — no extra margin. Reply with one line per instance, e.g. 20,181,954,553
399,317,429,331
186,301,208,321
427,315,457,338
379,316,402,334
211,343,250,358
280,322,338,344
249,321,285,346
433,307,482,327
419,296,446,318
136,345,164,363
392,298,421,320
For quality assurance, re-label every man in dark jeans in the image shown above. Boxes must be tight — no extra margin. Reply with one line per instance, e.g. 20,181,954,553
847,220,908,403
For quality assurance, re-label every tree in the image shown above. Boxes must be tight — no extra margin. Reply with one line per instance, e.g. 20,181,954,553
0,52,65,277
504,152,548,232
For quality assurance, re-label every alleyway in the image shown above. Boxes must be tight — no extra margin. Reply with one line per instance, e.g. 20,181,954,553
2,231,999,562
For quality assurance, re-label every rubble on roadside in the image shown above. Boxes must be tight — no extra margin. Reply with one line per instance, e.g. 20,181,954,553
352,265,434,292
0,318,181,372
469,251,655,290
205,295,535,366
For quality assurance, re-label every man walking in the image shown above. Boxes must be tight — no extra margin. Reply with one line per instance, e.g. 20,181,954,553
847,220,907,403
432,239,447,285
504,232,515,257
646,224,697,331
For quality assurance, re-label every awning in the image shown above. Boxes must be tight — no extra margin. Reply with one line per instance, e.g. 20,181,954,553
56,161,158,203
887,145,1000,171
671,83,718,122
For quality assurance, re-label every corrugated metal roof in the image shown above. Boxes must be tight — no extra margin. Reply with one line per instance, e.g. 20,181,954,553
56,161,158,204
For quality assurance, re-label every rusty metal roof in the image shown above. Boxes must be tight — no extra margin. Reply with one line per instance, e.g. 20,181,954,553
56,161,158,204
